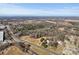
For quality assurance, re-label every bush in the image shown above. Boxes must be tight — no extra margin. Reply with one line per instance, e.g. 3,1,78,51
41,40,48,48
40,38,45,42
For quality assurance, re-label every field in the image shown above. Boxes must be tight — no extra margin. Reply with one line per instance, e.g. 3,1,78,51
8,20,79,55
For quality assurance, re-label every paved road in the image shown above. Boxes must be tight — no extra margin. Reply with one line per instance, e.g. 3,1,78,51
6,25,60,55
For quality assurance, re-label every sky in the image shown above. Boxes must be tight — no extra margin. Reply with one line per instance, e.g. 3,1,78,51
0,3,79,16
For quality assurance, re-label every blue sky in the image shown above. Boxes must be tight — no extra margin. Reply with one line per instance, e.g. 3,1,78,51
0,3,79,16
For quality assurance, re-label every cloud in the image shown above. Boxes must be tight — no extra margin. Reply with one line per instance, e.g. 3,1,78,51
0,4,79,16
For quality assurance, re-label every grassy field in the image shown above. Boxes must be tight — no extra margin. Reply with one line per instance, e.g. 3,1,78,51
20,36,64,54
4,46,26,55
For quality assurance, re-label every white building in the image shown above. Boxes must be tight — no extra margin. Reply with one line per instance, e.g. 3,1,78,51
0,31,4,42
0,25,5,42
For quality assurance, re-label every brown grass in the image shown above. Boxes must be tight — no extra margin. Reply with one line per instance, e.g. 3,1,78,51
4,46,26,55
